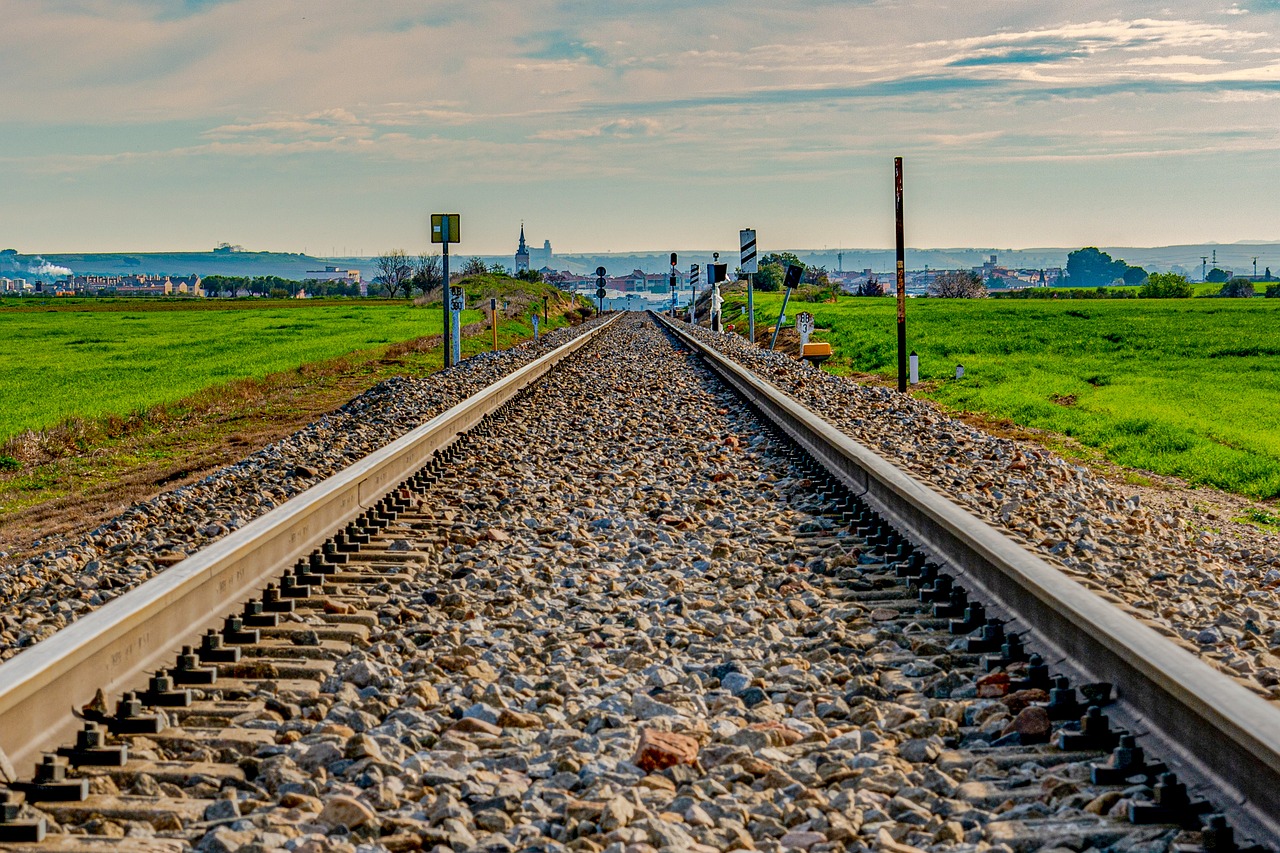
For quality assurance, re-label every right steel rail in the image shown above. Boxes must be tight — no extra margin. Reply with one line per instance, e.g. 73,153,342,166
658,313,1280,846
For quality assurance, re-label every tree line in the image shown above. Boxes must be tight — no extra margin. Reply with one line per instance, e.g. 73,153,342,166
371,251,545,299
201,275,361,298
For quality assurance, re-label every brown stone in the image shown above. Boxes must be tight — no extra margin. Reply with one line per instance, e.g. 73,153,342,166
450,717,502,736
746,721,803,746
318,795,377,829
631,729,699,772
1003,705,1052,739
976,672,1011,698
877,827,928,853
637,774,677,792
497,708,542,728
1000,688,1049,714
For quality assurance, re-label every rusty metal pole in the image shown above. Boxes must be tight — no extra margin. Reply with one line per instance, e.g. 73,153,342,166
895,157,907,393
491,297,498,351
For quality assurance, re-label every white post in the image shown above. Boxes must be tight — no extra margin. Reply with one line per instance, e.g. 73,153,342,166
909,352,919,384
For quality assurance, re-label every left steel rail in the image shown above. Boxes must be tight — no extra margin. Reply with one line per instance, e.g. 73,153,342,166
0,314,619,776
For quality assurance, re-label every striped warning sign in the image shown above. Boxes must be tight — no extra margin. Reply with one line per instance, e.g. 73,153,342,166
740,229,757,273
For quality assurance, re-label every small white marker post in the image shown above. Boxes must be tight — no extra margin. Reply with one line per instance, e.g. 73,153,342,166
532,313,540,341
909,351,919,384
797,311,814,348
955,364,965,379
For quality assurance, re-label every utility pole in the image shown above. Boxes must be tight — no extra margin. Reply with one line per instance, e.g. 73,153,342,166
894,157,907,394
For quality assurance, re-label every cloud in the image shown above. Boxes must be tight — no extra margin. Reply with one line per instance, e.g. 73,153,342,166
532,118,662,140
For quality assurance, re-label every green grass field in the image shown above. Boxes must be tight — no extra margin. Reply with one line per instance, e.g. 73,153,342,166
740,292,1280,499
0,282,578,443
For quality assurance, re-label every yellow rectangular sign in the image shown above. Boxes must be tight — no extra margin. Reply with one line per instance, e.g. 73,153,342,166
431,213,460,244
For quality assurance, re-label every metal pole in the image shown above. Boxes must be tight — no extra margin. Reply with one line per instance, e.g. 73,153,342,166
747,273,755,343
770,286,792,350
442,243,452,368
895,156,907,393
543,296,548,324
491,297,498,351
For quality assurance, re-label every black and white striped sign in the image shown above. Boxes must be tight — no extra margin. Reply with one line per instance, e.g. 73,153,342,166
690,263,700,286
739,229,757,273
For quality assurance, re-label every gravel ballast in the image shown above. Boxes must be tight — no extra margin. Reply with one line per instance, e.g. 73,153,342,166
0,317,607,662
25,315,1188,852
677,319,1280,702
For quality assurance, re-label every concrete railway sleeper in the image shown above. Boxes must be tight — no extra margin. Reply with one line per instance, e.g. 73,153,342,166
0,313,1271,852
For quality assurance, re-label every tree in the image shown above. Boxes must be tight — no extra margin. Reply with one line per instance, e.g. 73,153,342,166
802,265,829,287
462,257,489,277
374,250,413,298
753,252,800,293
1220,277,1255,298
928,270,986,298
1206,267,1229,283
1266,284,1280,298
410,253,443,297
515,268,543,283
1066,247,1131,287
1139,272,1192,298
1122,266,1148,286
855,276,885,297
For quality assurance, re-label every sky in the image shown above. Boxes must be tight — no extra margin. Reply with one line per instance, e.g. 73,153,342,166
2,0,1279,255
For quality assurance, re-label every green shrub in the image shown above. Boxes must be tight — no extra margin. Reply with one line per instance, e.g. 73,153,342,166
1139,272,1193,299
1220,278,1255,298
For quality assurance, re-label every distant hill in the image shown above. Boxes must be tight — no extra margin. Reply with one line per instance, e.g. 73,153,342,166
5,241,1278,281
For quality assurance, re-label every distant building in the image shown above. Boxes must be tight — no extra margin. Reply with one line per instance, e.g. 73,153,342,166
60,273,203,296
514,224,530,273
305,265,361,284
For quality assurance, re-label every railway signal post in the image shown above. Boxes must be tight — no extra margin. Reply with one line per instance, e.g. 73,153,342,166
431,213,461,367
595,266,606,315
689,264,700,324
770,263,803,350
669,252,678,317
740,229,757,344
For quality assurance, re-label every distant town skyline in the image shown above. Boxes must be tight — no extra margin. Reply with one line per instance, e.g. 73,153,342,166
3,1,1280,254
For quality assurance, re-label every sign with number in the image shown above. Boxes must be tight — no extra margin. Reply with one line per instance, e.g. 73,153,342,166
740,229,757,273
431,214,460,244
797,312,815,337
449,286,464,312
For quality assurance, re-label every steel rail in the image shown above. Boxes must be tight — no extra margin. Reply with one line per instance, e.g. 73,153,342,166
656,313,1280,846
0,314,620,777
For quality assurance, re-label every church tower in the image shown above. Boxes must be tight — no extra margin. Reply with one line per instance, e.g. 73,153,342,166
514,223,530,273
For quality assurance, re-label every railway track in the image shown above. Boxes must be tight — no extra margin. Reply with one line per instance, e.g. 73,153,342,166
0,312,1275,852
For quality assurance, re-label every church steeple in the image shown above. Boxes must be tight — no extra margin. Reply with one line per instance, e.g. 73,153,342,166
515,221,530,272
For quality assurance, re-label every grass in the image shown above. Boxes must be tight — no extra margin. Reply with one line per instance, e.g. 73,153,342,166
736,290,1280,499
0,282,577,442
0,283,587,528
